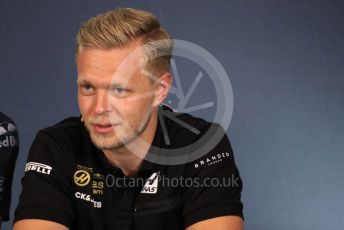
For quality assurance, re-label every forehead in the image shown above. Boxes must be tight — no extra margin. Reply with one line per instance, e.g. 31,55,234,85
77,41,146,77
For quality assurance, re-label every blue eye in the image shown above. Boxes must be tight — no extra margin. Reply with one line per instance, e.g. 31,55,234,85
114,88,126,94
80,84,95,95
112,87,131,98
83,84,92,90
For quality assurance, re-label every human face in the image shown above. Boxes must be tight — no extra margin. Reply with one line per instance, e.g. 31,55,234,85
77,42,160,151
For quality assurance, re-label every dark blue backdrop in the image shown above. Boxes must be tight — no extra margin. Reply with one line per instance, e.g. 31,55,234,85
1,0,343,229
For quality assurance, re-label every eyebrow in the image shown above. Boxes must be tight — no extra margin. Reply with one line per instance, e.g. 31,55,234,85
77,79,89,84
77,78,136,90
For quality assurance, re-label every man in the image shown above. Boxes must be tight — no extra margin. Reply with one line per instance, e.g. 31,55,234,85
0,112,19,229
14,8,243,230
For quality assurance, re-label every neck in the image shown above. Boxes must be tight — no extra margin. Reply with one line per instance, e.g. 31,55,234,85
102,110,158,177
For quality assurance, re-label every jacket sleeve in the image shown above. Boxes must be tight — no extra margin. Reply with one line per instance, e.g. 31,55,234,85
182,125,243,228
14,131,74,228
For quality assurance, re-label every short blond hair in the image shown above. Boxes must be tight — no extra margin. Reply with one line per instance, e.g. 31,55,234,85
76,8,173,78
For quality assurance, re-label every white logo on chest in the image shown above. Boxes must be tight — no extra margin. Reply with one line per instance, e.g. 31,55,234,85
141,172,160,194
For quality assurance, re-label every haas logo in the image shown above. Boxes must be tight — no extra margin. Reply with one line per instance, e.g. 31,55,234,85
141,172,160,194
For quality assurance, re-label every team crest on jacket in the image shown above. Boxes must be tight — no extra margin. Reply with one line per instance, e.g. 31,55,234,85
141,172,160,194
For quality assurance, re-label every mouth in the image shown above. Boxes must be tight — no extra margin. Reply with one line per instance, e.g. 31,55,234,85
91,123,119,134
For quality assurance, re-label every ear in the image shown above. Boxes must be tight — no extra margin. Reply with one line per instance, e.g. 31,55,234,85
153,72,172,106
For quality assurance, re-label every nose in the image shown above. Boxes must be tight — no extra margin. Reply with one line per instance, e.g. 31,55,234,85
94,90,111,115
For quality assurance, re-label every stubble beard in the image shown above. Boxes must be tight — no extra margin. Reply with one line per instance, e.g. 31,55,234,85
85,109,153,151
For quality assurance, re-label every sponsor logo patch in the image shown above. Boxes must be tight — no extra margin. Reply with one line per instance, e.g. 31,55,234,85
75,192,102,208
25,162,52,175
141,172,160,194
92,173,104,195
194,152,231,168
0,122,17,149
0,122,16,135
74,165,104,195
74,170,91,187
